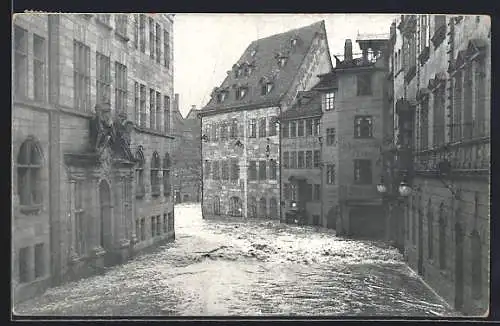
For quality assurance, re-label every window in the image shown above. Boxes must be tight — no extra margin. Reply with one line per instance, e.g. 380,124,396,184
305,150,312,168
236,87,247,100
291,184,297,201
14,26,28,99
163,153,171,196
268,116,278,137
249,119,256,138
420,97,429,150
75,180,86,256
354,159,372,184
140,85,146,128
433,85,445,146
230,120,238,139
290,152,297,169
326,164,336,184
17,138,43,209
432,15,446,48
283,152,289,169
463,64,473,139
34,243,45,278
474,58,487,137
326,128,336,145
259,118,267,137
96,52,111,105
133,15,139,49
149,17,155,59
290,121,297,138
213,161,220,180
151,216,156,237
261,82,273,95
420,15,429,50
134,82,140,123
19,247,30,283
357,73,372,96
163,213,168,233
140,218,146,240
235,67,243,78
155,92,161,131
230,159,239,181
73,41,91,111
314,119,321,136
149,89,156,129
297,151,305,169
428,205,434,259
213,122,219,141
297,120,305,137
33,34,46,101
114,62,127,114
204,160,211,179
156,215,161,236
115,14,128,37
155,23,161,64
282,121,289,138
323,92,335,110
283,183,290,200
306,119,313,136
248,161,257,181
221,160,229,180
163,30,170,68
259,161,267,180
219,122,228,141
278,57,287,67
135,149,145,197
313,150,320,168
151,152,161,196
217,91,226,103
139,14,146,53
164,95,171,133
354,116,373,138
439,206,446,269
313,184,321,201
269,159,277,180
471,231,482,299
305,184,313,201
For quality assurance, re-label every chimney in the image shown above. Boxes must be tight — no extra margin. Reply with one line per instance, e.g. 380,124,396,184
174,93,180,112
344,39,353,61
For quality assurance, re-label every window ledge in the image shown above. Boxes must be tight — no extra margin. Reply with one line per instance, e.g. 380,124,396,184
19,205,43,215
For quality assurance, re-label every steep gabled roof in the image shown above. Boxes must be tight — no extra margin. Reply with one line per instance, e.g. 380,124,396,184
313,72,338,90
280,90,322,120
202,20,327,113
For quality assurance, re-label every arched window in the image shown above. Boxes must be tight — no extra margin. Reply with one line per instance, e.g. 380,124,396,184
229,196,242,217
150,151,161,196
439,203,447,269
471,230,482,299
259,197,267,219
248,196,256,218
163,153,171,197
427,200,434,259
135,148,145,197
269,197,278,219
17,137,43,210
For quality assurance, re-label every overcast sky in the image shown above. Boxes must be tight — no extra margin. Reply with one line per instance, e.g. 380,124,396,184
173,14,397,117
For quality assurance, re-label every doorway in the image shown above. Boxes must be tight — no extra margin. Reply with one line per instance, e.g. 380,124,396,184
99,180,112,251
455,223,464,310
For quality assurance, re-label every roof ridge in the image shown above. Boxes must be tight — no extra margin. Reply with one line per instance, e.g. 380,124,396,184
252,20,325,43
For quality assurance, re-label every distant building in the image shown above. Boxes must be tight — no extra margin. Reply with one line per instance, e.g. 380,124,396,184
390,14,490,315
199,21,333,220
12,13,176,303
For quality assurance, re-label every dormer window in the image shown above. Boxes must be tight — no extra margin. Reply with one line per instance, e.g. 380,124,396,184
261,82,273,95
245,66,253,76
278,57,287,67
251,49,257,57
217,91,227,103
235,67,243,79
291,38,297,47
236,87,247,100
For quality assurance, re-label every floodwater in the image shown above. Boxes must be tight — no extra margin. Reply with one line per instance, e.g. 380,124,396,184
14,203,457,317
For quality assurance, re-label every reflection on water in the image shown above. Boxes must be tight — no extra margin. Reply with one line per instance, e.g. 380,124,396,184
15,204,457,317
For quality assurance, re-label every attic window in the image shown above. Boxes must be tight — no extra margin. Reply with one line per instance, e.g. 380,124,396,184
217,91,227,103
291,38,297,47
235,67,243,79
278,57,287,67
236,87,247,100
251,49,257,57
261,82,273,95
245,66,253,76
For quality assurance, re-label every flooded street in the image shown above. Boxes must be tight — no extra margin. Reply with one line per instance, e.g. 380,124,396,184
15,203,457,317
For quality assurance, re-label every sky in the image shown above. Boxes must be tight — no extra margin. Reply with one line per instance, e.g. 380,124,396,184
173,14,398,118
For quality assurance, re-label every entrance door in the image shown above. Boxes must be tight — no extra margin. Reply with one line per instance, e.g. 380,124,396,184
175,191,181,203
418,208,424,275
99,180,112,251
213,196,221,215
455,223,464,310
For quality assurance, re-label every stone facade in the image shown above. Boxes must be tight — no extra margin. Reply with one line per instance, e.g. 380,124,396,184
12,13,176,303
392,14,490,315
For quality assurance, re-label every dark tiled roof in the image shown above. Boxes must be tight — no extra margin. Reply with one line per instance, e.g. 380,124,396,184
312,72,338,90
280,90,322,120
202,21,327,113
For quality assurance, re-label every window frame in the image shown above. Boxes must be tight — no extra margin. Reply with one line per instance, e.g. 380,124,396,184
17,138,43,211
96,51,111,105
162,153,171,197
73,40,91,112
150,152,161,196
114,61,128,114
14,25,28,99
323,92,335,111
354,115,374,139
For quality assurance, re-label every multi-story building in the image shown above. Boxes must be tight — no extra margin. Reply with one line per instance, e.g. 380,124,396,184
199,21,333,220
390,14,490,315
311,36,389,238
12,13,176,303
280,90,323,225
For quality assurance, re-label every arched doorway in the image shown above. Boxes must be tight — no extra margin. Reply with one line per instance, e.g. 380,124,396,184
99,180,112,251
213,196,220,215
455,223,464,310
259,197,267,219
229,196,242,217
269,197,278,219
247,196,256,218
